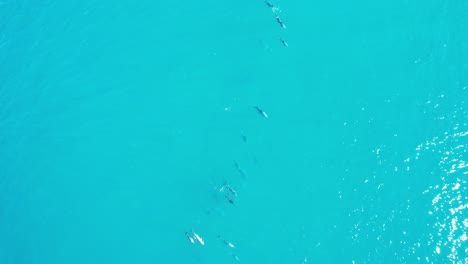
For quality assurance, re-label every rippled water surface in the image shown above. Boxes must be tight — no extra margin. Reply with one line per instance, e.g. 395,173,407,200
0,0,466,263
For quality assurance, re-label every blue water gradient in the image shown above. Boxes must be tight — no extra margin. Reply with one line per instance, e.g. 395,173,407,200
0,0,467,263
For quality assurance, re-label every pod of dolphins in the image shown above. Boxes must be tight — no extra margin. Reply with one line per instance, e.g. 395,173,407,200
184,1,287,261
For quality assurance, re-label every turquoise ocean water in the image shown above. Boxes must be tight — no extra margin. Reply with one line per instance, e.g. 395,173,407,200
0,0,467,263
